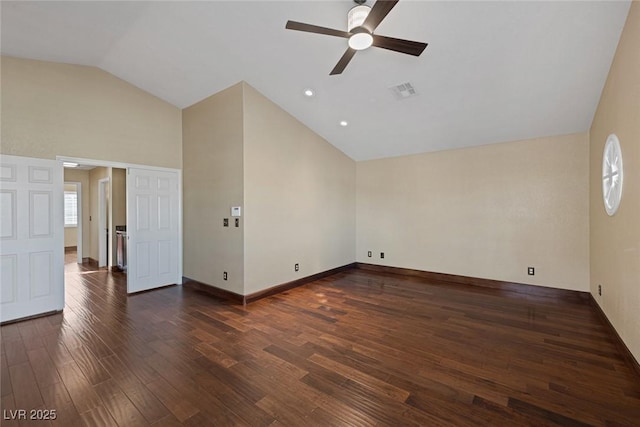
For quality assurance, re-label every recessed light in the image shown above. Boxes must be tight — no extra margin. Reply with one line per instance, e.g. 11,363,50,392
340,120,348,127
63,162,79,168
304,88,314,97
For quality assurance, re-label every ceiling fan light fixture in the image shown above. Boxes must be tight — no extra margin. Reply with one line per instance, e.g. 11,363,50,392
349,32,373,50
285,0,428,75
347,4,372,50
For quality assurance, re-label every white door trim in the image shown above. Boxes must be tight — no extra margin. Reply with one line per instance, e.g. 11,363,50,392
98,178,109,267
56,156,180,174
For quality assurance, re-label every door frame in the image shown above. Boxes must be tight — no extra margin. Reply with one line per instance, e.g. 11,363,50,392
56,156,183,287
98,177,109,267
64,181,83,264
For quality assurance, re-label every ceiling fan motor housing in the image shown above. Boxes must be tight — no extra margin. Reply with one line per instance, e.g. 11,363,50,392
348,5,371,32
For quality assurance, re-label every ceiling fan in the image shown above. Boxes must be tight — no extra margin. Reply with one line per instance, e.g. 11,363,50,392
285,0,428,75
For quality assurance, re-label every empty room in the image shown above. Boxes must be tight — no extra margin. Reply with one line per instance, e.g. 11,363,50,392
1,1,638,426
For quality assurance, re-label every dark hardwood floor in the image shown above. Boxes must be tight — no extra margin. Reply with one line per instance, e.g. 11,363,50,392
1,252,639,426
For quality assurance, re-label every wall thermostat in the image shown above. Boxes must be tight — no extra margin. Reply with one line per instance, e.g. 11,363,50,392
231,206,241,217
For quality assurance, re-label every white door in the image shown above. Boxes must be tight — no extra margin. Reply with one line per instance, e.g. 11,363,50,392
1,155,64,323
127,168,180,293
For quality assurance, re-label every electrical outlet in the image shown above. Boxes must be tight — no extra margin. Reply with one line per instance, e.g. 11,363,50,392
367,251,372,258
294,263,299,272
598,284,602,296
527,267,535,276
223,272,228,280
380,252,385,259
223,218,229,227
235,218,239,227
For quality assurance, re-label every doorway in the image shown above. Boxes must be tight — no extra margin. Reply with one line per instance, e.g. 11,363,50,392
59,156,182,295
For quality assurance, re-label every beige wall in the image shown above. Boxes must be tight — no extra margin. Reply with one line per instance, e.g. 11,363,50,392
357,132,590,291
64,227,78,248
64,168,90,258
589,2,640,362
182,83,245,294
182,82,356,295
1,56,182,169
89,167,109,261
243,83,356,294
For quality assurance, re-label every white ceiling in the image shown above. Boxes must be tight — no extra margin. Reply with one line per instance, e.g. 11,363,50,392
1,1,631,161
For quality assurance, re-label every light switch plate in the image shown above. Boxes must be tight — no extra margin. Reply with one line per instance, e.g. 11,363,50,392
231,206,241,217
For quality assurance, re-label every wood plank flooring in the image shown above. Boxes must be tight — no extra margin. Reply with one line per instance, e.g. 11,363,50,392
1,252,639,426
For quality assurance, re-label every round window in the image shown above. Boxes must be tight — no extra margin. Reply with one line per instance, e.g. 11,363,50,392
602,134,623,216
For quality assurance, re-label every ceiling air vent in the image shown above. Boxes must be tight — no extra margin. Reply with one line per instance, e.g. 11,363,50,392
389,82,418,100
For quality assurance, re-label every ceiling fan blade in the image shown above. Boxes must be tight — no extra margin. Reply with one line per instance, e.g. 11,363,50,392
286,21,351,38
372,34,428,56
362,0,399,33
330,48,357,75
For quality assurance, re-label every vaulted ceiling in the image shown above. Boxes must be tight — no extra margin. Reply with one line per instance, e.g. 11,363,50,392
1,1,631,161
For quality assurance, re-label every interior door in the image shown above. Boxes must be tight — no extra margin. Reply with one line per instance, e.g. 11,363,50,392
1,155,64,323
127,168,180,293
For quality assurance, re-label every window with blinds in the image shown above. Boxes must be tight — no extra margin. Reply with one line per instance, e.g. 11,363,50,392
64,191,78,227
